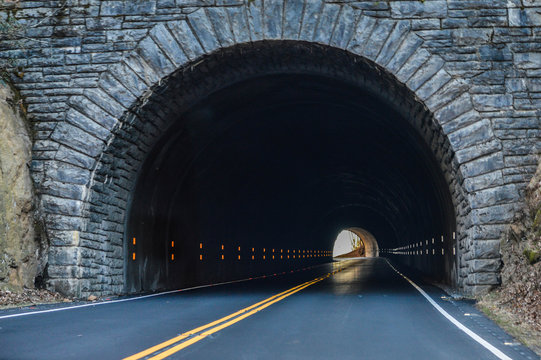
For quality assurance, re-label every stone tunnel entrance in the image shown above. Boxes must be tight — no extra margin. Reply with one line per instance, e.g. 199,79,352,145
119,42,458,293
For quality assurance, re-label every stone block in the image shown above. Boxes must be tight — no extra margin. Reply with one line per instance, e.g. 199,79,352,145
448,118,494,148
167,21,205,61
299,0,325,41
375,20,410,66
150,24,188,68
227,6,252,44
472,94,513,111
464,171,503,192
471,224,507,240
455,139,502,164
207,7,236,47
187,9,220,52
55,145,95,170
470,259,501,273
50,121,104,158
314,4,341,45
460,152,504,177
362,19,395,61
346,15,377,56
396,48,431,83
471,203,518,225
437,94,475,126
469,184,520,209
509,7,541,26
514,52,541,69
329,4,358,49
390,1,447,18
100,1,156,16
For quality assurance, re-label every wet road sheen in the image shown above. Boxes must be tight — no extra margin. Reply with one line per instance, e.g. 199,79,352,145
0,258,538,360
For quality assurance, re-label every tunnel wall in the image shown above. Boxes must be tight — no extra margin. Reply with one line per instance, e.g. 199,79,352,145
1,0,540,296
349,228,379,258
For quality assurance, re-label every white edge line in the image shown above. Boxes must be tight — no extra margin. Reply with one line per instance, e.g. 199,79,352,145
386,260,513,360
0,262,333,321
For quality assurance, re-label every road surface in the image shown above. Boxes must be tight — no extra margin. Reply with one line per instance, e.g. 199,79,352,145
0,258,538,360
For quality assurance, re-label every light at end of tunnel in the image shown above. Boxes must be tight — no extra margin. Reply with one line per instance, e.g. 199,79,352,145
132,237,136,245
132,252,136,261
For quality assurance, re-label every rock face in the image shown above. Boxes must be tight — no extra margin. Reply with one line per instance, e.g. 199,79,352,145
498,161,541,332
0,81,39,290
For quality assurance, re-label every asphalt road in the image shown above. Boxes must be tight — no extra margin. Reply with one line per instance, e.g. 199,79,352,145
0,258,538,360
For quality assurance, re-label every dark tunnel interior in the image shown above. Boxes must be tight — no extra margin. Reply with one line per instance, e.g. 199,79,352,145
126,44,457,293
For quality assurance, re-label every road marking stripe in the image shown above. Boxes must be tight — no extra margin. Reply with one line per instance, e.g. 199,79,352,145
124,267,348,360
146,278,327,360
0,262,334,321
122,279,322,360
386,260,512,360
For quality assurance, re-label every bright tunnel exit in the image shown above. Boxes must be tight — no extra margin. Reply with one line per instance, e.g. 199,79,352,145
333,228,379,258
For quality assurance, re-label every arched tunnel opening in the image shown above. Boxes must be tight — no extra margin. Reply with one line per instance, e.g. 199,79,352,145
333,228,379,258
124,42,457,294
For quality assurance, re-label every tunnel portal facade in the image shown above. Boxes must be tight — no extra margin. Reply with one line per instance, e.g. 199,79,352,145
5,0,540,297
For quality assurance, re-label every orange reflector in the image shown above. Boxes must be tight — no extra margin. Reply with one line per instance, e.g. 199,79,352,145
171,241,174,248
252,248,254,252
221,254,224,260
132,252,136,260
252,255,254,260
133,237,136,245
200,243,203,249
238,255,241,260
263,248,265,252
171,254,174,261
272,255,275,259
238,246,241,251
200,254,202,261
221,244,224,250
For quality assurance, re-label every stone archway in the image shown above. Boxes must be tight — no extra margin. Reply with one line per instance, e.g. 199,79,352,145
39,5,515,296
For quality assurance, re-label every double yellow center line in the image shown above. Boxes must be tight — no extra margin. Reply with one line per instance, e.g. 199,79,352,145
124,267,345,360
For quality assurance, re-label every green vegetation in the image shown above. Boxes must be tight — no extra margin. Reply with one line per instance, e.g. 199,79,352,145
523,249,540,265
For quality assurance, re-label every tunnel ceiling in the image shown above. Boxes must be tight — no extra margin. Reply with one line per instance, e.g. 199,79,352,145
125,42,457,291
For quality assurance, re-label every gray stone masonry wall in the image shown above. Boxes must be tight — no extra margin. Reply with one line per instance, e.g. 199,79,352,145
0,0,540,297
